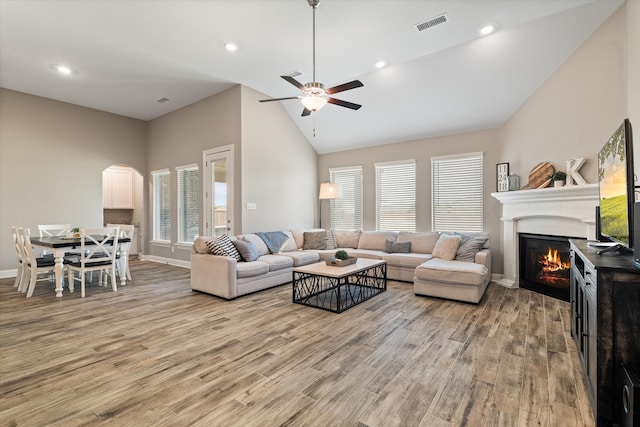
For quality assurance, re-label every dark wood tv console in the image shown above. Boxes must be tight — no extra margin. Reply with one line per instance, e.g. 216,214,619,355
569,239,640,426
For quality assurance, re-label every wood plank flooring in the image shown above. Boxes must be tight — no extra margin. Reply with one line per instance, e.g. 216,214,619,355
0,261,594,426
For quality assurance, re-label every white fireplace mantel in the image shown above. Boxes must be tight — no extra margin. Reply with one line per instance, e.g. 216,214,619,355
491,183,599,288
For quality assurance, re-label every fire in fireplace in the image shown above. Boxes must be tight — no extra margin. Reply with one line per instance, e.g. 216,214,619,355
519,233,576,301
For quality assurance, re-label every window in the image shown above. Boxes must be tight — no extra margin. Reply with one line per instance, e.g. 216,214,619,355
375,160,416,232
431,152,483,232
177,164,199,243
152,169,171,242
329,166,363,230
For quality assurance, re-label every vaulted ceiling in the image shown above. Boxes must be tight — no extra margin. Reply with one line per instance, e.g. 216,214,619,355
0,0,624,153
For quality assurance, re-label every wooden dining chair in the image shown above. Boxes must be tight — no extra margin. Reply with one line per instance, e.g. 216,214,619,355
11,226,25,290
67,227,120,298
106,224,134,281
19,227,58,297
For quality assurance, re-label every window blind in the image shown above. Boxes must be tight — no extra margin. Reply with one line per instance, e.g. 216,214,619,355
177,165,199,243
329,166,363,230
375,160,416,232
152,169,171,242
431,152,483,232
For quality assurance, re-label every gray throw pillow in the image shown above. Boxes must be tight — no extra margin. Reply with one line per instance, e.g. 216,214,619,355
233,239,259,262
303,231,326,250
325,229,338,250
455,236,489,262
384,238,411,253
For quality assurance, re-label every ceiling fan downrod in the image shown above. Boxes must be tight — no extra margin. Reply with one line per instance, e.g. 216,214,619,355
308,0,319,84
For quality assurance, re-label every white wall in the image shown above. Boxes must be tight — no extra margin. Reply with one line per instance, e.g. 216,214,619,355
0,88,147,273
627,0,640,182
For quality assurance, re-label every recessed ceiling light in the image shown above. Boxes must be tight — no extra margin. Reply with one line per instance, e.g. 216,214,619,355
56,65,73,75
479,25,495,36
224,42,238,52
375,60,386,69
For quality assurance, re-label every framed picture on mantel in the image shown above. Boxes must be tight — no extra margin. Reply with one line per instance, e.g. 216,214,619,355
496,162,509,192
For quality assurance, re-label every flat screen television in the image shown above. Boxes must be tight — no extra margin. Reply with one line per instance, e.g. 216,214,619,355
597,118,635,251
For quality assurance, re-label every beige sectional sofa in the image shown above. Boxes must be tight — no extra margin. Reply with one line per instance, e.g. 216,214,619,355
190,229,492,303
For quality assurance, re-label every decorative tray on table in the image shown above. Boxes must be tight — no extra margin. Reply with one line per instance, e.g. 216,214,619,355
325,257,357,267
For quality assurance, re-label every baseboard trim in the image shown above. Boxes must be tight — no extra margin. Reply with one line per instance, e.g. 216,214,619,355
0,269,18,279
141,255,190,269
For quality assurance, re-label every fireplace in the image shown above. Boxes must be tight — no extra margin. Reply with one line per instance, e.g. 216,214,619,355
519,233,574,301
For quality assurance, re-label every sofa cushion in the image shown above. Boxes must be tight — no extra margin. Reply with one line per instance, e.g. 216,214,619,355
258,254,294,272
280,250,320,266
303,231,326,250
396,232,440,254
358,231,398,251
206,234,242,261
325,229,338,250
236,261,270,279
241,234,270,256
432,234,462,260
383,252,433,268
280,231,298,252
348,249,386,259
233,239,259,262
335,230,362,249
385,239,411,253
455,236,489,262
415,258,488,286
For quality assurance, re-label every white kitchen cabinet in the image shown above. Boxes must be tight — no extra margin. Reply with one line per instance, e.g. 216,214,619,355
103,166,134,209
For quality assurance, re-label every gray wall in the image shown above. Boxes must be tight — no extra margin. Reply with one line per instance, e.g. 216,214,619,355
240,86,318,232
0,88,147,272
146,86,243,262
318,3,632,276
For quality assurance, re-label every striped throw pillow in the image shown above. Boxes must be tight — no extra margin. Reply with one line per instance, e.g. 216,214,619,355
206,234,242,261
325,229,338,250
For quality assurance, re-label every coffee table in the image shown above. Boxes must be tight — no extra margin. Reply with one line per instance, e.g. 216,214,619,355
292,258,386,313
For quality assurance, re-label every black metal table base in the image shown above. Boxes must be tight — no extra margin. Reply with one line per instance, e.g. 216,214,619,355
292,263,386,313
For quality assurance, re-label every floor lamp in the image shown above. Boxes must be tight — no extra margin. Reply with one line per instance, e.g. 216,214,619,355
319,182,342,229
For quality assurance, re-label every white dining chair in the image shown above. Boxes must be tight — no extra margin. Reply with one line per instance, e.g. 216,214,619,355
67,227,120,298
19,227,58,297
106,224,134,281
11,226,25,290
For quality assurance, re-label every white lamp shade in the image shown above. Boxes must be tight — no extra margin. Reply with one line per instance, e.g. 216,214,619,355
319,182,342,199
301,95,328,111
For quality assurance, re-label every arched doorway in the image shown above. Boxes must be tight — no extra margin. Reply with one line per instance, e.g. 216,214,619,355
102,164,144,257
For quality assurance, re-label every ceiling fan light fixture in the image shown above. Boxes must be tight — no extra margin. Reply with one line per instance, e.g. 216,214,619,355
301,95,328,111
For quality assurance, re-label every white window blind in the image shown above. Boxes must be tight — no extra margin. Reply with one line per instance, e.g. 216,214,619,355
177,165,199,244
375,160,416,232
152,169,171,242
431,152,484,232
329,166,363,230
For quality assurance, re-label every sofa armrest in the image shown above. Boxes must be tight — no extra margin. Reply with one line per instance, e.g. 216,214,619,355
475,248,491,270
190,253,237,299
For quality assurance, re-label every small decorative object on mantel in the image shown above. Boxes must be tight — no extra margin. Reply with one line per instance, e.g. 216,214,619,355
326,249,357,266
508,174,520,191
496,163,509,192
522,161,554,189
548,171,567,187
565,158,588,185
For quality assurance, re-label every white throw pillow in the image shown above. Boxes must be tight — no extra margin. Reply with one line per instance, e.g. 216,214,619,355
432,234,462,260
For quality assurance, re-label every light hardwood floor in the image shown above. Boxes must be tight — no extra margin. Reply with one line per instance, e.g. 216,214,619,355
0,261,594,426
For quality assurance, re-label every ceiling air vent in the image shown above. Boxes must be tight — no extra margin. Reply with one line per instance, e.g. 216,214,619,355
286,69,303,78
156,97,171,103
415,13,448,32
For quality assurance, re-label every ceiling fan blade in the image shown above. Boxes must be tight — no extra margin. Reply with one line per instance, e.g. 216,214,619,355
327,97,362,110
259,96,301,103
301,108,312,117
326,80,364,95
281,75,305,91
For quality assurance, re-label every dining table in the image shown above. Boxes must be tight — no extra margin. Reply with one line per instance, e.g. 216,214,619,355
29,235,131,297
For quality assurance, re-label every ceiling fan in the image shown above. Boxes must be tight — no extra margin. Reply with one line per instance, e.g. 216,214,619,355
259,0,363,116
